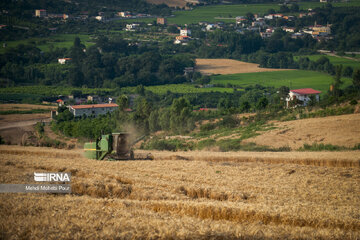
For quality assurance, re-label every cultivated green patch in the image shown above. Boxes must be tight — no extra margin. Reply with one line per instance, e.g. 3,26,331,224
210,70,352,94
1,34,95,53
295,55,360,70
123,84,235,94
119,1,360,25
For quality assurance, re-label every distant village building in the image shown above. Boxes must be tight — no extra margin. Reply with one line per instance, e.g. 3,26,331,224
283,27,295,32
286,88,321,108
157,17,167,25
180,29,191,36
260,28,274,38
184,67,194,76
69,103,119,117
236,16,246,25
58,58,71,64
35,9,47,17
95,16,106,21
174,35,189,44
126,23,140,31
118,11,131,17
206,24,214,31
87,95,101,103
311,23,331,35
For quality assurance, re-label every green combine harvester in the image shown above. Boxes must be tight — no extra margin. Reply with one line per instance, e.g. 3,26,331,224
84,133,152,160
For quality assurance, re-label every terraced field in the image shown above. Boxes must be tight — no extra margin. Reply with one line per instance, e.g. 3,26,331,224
0,145,359,239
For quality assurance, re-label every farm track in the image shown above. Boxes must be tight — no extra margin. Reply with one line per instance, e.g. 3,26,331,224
1,145,360,239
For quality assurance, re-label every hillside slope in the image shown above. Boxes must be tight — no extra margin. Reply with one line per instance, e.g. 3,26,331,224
243,113,360,149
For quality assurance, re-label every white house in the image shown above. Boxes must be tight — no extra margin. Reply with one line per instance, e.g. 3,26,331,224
58,58,71,64
35,9,47,17
180,29,191,37
95,16,106,21
206,24,214,31
69,103,118,117
286,88,321,108
118,11,131,17
126,23,140,31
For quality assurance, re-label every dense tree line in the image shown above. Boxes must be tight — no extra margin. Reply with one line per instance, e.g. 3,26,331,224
0,0,171,18
0,36,195,88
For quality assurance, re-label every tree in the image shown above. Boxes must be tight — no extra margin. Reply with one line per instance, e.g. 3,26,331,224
280,5,290,13
170,97,193,134
290,3,299,12
70,37,85,65
256,97,268,110
132,98,151,134
149,109,160,132
278,86,290,100
353,69,360,90
331,65,343,98
71,90,82,98
167,25,179,34
246,12,254,21
343,66,353,78
239,101,250,113
117,95,129,111
135,85,145,96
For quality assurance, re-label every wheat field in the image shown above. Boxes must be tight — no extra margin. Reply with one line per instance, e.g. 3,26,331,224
0,145,359,239
195,59,291,75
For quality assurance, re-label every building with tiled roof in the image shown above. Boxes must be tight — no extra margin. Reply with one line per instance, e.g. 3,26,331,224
69,103,118,117
286,88,321,108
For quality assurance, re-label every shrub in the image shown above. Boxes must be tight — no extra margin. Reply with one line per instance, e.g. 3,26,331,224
350,99,358,105
218,115,239,128
197,139,216,150
200,123,216,132
299,143,347,151
141,138,194,151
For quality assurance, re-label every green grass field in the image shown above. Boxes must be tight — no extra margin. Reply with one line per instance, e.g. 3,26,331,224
295,55,360,70
0,86,113,96
210,70,353,94
1,34,95,53
122,84,234,94
119,0,360,25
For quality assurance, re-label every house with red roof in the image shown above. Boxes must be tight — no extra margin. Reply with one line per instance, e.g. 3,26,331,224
69,103,118,117
286,88,321,108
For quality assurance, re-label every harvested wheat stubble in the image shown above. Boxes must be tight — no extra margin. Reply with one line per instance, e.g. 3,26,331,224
195,59,291,75
243,113,360,149
1,145,360,239
143,150,360,168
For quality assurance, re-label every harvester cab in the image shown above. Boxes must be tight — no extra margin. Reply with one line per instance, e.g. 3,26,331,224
84,133,152,160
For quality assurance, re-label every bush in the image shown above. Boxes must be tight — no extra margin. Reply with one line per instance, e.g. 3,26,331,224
141,138,194,151
217,139,242,151
218,115,239,128
299,143,346,151
350,99,358,105
200,123,216,132
197,139,216,150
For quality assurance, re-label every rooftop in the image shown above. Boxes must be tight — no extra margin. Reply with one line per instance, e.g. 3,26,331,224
70,103,118,109
291,88,321,95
